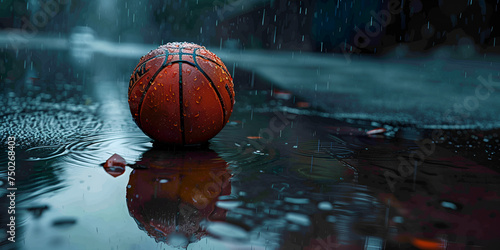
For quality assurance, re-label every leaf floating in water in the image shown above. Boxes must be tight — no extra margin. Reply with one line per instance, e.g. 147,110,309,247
104,153,127,167
411,237,444,250
246,136,262,139
366,128,387,135
103,153,126,178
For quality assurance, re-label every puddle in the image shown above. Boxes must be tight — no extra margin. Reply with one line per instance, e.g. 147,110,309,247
1,54,499,250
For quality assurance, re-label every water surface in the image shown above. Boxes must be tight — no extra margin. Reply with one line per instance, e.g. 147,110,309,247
1,48,499,250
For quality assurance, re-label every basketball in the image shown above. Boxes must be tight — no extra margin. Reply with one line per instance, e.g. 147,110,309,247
128,42,235,145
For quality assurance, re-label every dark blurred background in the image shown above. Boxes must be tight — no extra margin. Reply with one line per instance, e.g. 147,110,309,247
1,2,500,248
1,0,499,125
1,0,499,53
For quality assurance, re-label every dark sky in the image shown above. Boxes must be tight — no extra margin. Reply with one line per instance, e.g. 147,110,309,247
1,0,499,55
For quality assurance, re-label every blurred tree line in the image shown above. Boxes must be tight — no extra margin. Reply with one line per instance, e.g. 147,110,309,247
1,0,499,55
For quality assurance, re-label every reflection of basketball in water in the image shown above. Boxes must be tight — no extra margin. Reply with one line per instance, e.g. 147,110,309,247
128,42,235,145
126,147,231,247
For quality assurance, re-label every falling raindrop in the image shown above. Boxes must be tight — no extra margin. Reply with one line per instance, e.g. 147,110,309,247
273,27,277,44
310,155,314,172
261,9,265,25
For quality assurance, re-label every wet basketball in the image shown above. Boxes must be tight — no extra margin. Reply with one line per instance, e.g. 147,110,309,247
128,42,235,145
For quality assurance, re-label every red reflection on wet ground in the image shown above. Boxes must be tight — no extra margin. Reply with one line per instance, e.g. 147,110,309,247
125,147,231,245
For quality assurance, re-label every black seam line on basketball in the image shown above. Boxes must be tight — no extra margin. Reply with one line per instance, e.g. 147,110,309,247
131,51,195,79
178,49,186,145
160,50,231,78
129,54,167,96
132,52,230,78
166,60,196,67
129,50,203,94
225,84,234,109
133,54,166,71
192,48,226,123
195,54,231,77
137,48,170,129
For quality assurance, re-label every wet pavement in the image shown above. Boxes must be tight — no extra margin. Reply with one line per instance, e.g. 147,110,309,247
1,46,500,250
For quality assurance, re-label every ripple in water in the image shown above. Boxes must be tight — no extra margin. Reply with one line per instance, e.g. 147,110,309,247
209,184,384,248
62,132,152,168
0,96,101,149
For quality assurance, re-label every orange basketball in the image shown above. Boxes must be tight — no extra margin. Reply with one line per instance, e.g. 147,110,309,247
128,42,235,145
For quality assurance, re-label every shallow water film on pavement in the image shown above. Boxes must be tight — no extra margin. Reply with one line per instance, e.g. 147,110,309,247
1,0,500,249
